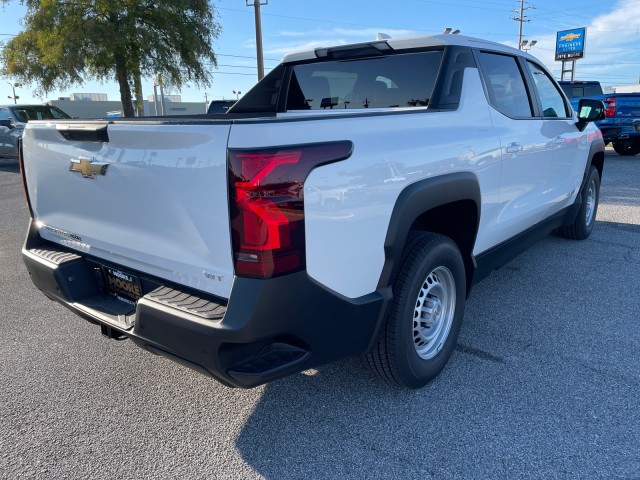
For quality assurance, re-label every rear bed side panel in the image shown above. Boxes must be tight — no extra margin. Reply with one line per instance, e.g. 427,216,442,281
228,69,503,299
22,122,235,299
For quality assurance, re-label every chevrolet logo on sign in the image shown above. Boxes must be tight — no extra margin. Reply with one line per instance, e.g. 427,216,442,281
560,33,582,42
69,158,109,179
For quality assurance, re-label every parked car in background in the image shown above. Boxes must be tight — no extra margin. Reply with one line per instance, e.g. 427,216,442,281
558,82,640,156
592,93,640,155
206,100,236,114
0,104,71,159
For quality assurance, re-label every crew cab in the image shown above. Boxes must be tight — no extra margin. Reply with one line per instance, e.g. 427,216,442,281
20,35,605,389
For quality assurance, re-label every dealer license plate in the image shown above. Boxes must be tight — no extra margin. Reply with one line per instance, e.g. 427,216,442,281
103,266,142,301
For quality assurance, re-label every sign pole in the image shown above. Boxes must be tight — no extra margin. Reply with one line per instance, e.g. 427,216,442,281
561,60,576,81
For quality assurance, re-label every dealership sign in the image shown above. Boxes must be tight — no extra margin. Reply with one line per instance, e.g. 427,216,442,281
555,27,586,61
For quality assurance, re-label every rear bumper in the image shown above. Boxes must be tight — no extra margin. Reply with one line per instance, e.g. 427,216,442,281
22,220,389,388
598,124,640,143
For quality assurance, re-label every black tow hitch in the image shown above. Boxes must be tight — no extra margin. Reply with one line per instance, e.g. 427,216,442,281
100,323,128,340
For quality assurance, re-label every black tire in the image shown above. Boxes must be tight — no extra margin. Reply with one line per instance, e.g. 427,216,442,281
612,139,640,156
366,232,466,388
559,165,600,240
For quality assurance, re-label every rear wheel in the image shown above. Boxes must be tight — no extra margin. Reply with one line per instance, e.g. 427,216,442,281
559,165,600,240
366,233,466,388
612,139,640,156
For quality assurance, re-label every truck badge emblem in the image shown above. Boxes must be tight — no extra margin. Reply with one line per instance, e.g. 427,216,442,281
69,158,109,179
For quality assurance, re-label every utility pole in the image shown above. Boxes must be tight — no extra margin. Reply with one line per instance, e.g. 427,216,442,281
246,0,267,80
513,0,535,50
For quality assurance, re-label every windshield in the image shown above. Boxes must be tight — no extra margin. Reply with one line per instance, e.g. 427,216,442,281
10,105,71,122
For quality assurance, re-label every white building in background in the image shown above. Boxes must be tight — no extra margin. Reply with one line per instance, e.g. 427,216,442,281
147,94,181,103
611,85,640,94
48,91,207,118
70,93,109,102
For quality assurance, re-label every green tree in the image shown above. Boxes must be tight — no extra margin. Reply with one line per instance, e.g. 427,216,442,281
1,0,220,117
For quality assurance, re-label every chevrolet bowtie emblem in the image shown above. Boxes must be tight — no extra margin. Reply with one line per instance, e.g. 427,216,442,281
69,158,109,179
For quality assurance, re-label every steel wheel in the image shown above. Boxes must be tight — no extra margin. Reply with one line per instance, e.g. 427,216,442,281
413,266,456,360
366,232,466,388
558,165,600,241
584,176,597,227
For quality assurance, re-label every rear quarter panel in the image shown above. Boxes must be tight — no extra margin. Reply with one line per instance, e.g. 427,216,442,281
229,69,502,298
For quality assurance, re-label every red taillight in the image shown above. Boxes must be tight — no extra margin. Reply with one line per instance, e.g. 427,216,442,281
604,97,616,118
18,139,34,218
228,141,352,278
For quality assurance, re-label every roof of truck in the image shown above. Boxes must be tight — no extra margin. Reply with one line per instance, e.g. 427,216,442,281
281,34,528,63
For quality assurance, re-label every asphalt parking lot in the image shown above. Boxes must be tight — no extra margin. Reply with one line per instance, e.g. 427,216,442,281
1,150,639,479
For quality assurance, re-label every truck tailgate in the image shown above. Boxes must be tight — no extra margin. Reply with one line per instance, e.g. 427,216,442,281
614,96,640,118
22,121,234,299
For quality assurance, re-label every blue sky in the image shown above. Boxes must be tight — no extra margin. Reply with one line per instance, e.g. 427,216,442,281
2,0,640,105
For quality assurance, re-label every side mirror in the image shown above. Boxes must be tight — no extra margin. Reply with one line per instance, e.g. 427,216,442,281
575,98,606,132
0,119,13,128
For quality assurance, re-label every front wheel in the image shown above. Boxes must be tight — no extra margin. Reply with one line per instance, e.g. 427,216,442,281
558,165,600,240
612,139,640,156
366,233,466,388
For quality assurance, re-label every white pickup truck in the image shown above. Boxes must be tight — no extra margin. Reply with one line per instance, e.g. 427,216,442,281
20,34,605,388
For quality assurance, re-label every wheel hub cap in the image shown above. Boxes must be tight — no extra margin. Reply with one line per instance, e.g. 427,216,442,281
413,266,456,360
585,179,596,226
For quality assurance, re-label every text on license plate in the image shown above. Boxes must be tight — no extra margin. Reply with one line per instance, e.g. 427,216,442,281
103,266,142,300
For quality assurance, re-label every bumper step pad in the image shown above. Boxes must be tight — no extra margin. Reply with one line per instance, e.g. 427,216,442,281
146,286,226,320
26,246,227,329
29,248,81,265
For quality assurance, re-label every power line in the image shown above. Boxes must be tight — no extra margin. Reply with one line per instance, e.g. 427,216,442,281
207,71,271,76
217,53,280,62
217,6,440,34
214,63,277,69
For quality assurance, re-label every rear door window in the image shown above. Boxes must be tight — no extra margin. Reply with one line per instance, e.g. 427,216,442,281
286,51,443,110
526,62,570,118
477,52,533,118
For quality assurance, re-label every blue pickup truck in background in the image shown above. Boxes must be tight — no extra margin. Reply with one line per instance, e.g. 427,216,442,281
560,80,640,156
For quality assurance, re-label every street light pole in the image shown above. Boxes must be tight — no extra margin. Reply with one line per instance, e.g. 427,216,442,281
520,39,537,53
6,82,22,104
246,0,267,81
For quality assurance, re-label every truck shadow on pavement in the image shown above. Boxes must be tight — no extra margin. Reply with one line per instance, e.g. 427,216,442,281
235,227,640,479
235,357,448,478
596,219,640,234
0,161,19,173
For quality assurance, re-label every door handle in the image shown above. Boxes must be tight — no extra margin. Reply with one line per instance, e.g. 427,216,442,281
505,142,523,154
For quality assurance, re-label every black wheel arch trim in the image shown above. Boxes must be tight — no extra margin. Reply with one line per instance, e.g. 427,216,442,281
563,136,605,227
584,137,605,185
377,172,481,292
